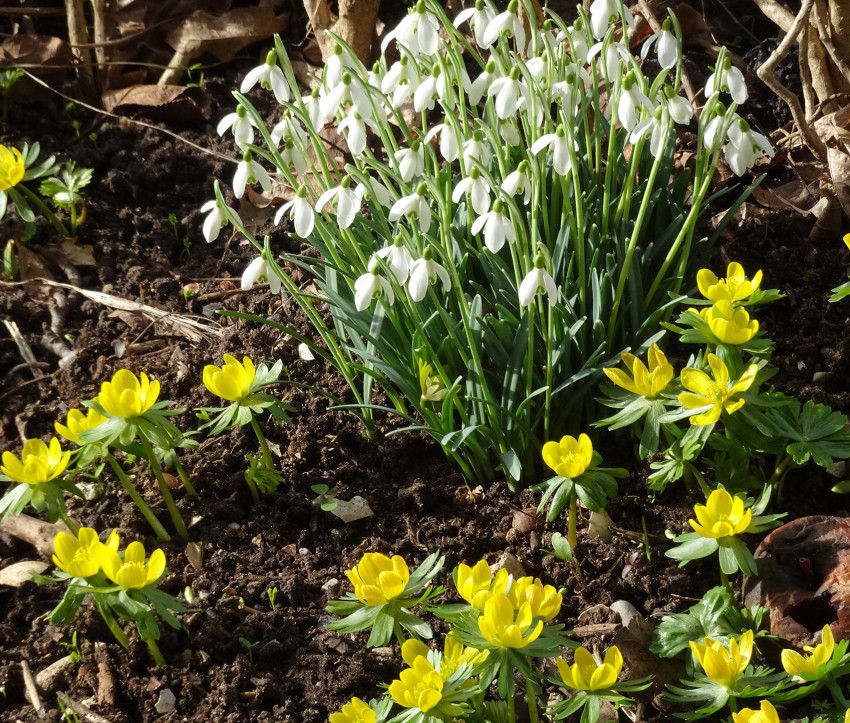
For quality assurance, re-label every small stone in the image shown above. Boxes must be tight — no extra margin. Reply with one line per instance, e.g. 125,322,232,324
610,600,640,628
155,688,176,714
490,552,525,579
321,578,339,591
828,461,846,478
298,547,310,555
372,647,394,658
75,483,101,502
35,655,76,692
813,371,833,384
229,523,241,530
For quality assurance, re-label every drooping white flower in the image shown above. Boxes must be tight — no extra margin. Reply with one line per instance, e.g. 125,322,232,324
453,0,496,47
452,167,491,215
274,186,315,237
424,123,459,162
618,73,653,132
323,44,346,91
393,141,425,183
301,88,324,132
381,2,441,55
724,118,774,176
270,112,307,150
376,238,415,284
241,49,290,104
414,65,452,113
465,61,497,106
320,72,372,120
660,85,693,125
408,249,451,302
316,177,366,230
706,58,748,104
487,66,530,120
588,39,631,81
461,130,492,170
470,198,515,253
565,20,591,64
500,121,521,147
640,22,679,70
361,175,392,208
217,105,257,150
702,102,730,151
588,0,634,39
481,0,526,52
355,257,395,311
551,66,591,118
338,108,377,156
501,160,532,205
530,124,575,177
242,254,281,294
629,105,669,158
389,183,431,234
200,198,238,243
279,137,309,177
233,151,271,199
519,256,558,307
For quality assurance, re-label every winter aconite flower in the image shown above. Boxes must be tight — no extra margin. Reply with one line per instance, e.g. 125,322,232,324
329,698,376,723
781,624,834,681
203,355,256,403
604,343,673,398
95,369,160,419
52,527,119,579
102,540,166,590
732,700,779,723
678,354,758,425
389,649,444,712
0,145,25,191
542,433,593,478
690,630,754,688
697,262,762,304
1,438,71,486
347,553,410,605
456,559,495,609
478,592,543,648
55,408,107,445
557,645,623,691
700,300,759,345
690,489,752,540
508,576,562,621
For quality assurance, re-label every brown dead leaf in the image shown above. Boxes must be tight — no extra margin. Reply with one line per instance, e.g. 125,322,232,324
0,36,74,102
16,244,56,283
828,147,850,221
752,179,817,214
43,238,97,268
0,560,49,588
102,85,211,123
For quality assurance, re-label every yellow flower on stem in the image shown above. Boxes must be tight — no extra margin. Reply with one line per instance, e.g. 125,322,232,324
478,593,543,648
732,699,779,723
441,632,488,678
508,576,562,621
55,407,108,444
697,262,762,304
1,437,70,485
700,300,759,345
456,559,493,609
689,489,752,539
418,359,448,405
678,353,758,426
389,648,444,712
603,343,674,398
95,369,160,419
329,697,376,723
781,624,834,681
203,354,256,402
102,540,166,589
52,527,119,578
542,433,593,478
689,630,754,687
556,645,623,691
346,552,410,605
0,145,25,191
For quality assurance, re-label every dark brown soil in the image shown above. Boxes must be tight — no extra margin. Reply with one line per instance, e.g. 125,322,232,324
1,2,849,722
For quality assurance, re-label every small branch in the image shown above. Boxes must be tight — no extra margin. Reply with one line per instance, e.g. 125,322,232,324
65,0,96,97
21,660,44,716
2,319,44,379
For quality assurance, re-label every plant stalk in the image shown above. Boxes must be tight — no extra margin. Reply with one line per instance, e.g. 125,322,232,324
19,185,69,236
106,452,170,542
138,436,188,538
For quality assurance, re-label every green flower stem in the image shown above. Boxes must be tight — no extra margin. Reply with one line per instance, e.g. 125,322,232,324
18,184,69,236
106,452,170,542
506,688,516,723
172,456,198,498
568,494,578,550
146,636,166,667
719,569,732,596
826,678,850,708
96,603,130,649
685,461,712,499
58,508,79,536
768,453,793,495
526,679,540,723
138,436,188,538
250,416,274,471
393,620,406,647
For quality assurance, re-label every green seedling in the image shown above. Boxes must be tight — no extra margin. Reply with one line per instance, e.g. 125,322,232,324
59,631,82,663
311,483,339,512
239,636,260,663
268,586,278,610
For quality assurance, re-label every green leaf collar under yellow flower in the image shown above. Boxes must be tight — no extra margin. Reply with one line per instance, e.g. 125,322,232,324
95,369,160,419
542,433,593,478
1,437,71,486
203,354,256,402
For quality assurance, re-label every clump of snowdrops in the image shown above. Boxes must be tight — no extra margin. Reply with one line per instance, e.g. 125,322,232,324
204,0,772,489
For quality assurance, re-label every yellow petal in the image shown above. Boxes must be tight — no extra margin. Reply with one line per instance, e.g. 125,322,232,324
145,548,166,585
680,368,713,396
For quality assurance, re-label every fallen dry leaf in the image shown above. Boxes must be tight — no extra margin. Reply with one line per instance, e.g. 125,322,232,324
0,560,49,587
102,85,211,122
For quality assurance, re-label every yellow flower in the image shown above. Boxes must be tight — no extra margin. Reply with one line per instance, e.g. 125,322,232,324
732,700,779,723
697,262,762,304
55,407,108,445
542,433,593,478
456,559,493,609
346,552,410,605
508,576,562,621
678,353,758,426
203,354,256,402
603,343,674,398
478,593,543,648
52,527,119,578
843,233,850,252
781,624,834,680
418,359,448,405
0,145,25,191
95,369,160,419
441,633,488,678
689,489,752,539
389,646,444,712
1,437,70,486
700,300,759,345
556,645,623,691
689,630,753,687
102,540,166,589
329,697,376,723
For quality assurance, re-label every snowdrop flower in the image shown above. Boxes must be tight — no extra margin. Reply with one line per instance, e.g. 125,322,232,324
519,255,558,307
241,49,290,105
316,176,365,230
461,130,492,170
270,112,307,150
552,67,590,118
414,64,449,113
502,160,532,205
640,20,679,70
629,105,669,158
452,166,491,215
377,236,415,284
588,40,631,81
233,151,271,199
338,108,377,156
702,103,729,151
320,72,372,121
200,198,238,243
393,141,425,183
465,61,497,106
355,257,395,311
487,66,530,120
481,0,526,52
389,183,431,234
565,19,591,64
660,85,694,125
706,57,748,104
617,73,653,131
588,0,634,39
242,254,281,294
382,55,419,109
301,87,324,132
531,124,574,177
217,104,257,150
424,123,459,162
383,2,441,56
408,247,451,302
725,119,774,176
361,175,392,208
453,0,496,47
323,44,346,91
500,121,521,147
279,137,309,177
471,198,515,253
274,185,315,237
